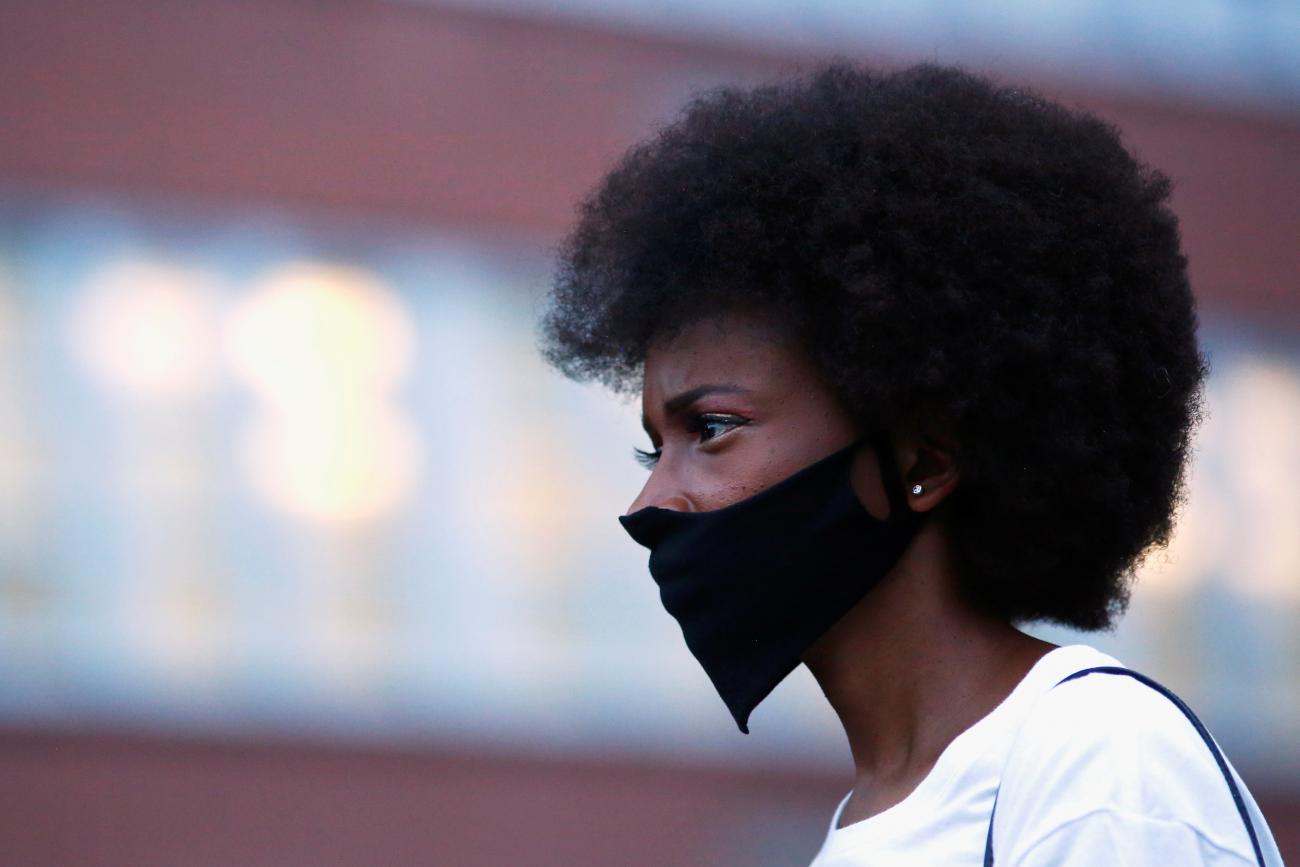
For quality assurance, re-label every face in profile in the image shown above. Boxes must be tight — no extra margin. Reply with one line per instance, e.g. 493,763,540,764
627,309,896,522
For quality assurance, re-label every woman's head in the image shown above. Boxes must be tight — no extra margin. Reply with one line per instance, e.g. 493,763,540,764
540,61,1208,631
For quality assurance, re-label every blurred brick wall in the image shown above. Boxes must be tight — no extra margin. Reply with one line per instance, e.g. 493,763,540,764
0,727,1295,866
1,0,1297,321
0,728,839,867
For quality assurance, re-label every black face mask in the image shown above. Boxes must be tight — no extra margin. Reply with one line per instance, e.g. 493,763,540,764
618,433,927,733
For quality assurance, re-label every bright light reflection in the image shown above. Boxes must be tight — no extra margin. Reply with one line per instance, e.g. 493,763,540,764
1136,456,1227,597
1225,359,1300,602
68,259,222,399
225,261,413,407
1136,355,1300,604
239,407,420,525
225,261,420,525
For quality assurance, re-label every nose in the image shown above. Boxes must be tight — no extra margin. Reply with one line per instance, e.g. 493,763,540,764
625,473,693,515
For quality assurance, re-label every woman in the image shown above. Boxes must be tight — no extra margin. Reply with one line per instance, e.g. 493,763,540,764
539,62,1284,864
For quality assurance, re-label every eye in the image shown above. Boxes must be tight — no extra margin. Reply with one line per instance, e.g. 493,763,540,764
632,414,748,470
688,413,748,443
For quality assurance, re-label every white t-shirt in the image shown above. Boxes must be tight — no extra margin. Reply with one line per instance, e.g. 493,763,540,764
807,644,1285,866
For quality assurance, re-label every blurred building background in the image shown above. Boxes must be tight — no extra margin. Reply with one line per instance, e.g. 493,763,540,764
0,1,1297,864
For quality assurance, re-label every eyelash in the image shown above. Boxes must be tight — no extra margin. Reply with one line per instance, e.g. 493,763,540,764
633,414,748,469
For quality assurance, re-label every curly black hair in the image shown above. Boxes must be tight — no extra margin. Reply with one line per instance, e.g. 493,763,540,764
539,60,1208,631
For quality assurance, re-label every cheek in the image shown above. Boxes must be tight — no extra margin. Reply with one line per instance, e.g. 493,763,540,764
686,447,789,511
701,481,760,511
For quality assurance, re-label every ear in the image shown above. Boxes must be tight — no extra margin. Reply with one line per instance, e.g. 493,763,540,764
894,425,960,512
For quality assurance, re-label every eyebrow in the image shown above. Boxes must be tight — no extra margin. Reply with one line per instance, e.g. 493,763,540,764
642,383,751,437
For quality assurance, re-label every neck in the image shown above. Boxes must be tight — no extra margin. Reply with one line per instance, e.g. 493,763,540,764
802,518,1053,815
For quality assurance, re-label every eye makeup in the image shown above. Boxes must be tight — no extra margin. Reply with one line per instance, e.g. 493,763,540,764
634,412,750,468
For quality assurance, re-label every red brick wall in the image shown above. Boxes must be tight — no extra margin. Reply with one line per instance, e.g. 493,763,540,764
2,0,1297,320
0,727,1295,866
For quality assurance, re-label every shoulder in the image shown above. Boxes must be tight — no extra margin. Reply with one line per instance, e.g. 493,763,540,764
994,667,1262,864
1012,668,1216,792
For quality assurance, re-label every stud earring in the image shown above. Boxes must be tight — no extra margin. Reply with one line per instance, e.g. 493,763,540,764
911,484,924,495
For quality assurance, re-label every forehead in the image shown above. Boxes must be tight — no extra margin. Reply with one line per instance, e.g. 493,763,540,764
641,312,811,398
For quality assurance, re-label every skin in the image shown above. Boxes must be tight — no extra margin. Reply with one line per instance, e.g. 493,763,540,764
628,309,1055,829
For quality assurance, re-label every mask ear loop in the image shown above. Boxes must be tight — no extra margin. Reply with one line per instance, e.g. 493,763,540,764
870,432,919,520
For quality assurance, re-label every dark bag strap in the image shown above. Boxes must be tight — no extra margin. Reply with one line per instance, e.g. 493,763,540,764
983,666,1265,866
